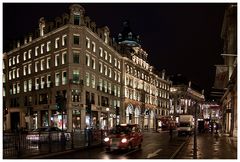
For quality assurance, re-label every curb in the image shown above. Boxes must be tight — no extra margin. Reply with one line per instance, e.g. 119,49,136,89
28,144,103,159
169,136,190,159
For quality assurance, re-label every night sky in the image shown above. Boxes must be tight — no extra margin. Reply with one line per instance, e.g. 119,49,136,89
3,3,230,100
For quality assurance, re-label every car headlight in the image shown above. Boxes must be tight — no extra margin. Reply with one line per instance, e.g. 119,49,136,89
121,138,127,143
104,137,110,142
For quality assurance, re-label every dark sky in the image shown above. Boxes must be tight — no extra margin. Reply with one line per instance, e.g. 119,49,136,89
3,3,230,100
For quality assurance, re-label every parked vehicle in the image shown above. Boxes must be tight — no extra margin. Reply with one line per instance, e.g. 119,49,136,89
26,127,71,143
103,124,143,151
177,115,194,136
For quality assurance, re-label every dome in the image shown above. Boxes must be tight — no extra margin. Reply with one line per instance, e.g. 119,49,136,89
116,20,140,47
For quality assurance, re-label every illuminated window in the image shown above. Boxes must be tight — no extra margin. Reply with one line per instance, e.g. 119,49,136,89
104,80,107,93
117,88,120,98
8,71,12,80
24,81,27,92
28,80,32,91
73,70,79,83
23,52,27,61
99,78,103,91
99,62,103,73
41,59,45,71
86,54,90,66
17,83,20,93
118,73,121,83
114,58,117,67
35,46,39,56
92,42,96,52
92,75,95,88
62,52,67,64
41,44,44,54
12,69,15,79
28,50,32,59
35,78,39,90
41,77,45,89
47,75,51,87
55,38,60,49
12,56,15,65
23,65,27,76
47,41,51,51
99,47,103,57
47,57,51,69
108,82,111,94
86,72,90,86
16,68,19,78
16,55,19,64
55,72,60,86
55,54,60,66
62,35,67,46
8,58,12,67
28,64,32,74
118,61,121,69
62,71,67,85
104,51,108,60
109,54,112,63
86,37,90,48
108,68,112,78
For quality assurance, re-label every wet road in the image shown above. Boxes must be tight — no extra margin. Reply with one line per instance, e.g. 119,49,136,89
45,130,188,159
176,133,237,159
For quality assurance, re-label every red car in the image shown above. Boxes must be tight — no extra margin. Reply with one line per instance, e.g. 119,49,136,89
103,124,143,151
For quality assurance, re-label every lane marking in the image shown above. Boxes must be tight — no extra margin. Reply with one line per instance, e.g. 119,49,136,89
147,149,162,158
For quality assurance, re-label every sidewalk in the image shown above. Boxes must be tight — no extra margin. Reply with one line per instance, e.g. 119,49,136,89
175,133,237,159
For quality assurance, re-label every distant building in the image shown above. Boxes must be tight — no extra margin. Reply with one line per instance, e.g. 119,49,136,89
3,4,170,132
169,74,205,123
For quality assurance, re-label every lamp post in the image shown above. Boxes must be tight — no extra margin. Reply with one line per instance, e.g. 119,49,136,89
106,108,109,132
193,102,198,159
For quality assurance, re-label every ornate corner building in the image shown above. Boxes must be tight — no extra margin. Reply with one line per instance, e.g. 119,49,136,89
169,74,205,123
3,4,171,132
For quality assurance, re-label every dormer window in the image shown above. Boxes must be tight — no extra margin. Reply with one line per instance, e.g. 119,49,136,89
118,33,122,40
104,32,108,44
74,14,80,25
128,32,132,39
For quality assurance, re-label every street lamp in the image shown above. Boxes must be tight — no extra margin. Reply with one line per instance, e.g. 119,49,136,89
106,108,109,132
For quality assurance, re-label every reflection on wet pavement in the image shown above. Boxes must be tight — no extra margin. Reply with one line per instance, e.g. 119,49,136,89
176,133,237,159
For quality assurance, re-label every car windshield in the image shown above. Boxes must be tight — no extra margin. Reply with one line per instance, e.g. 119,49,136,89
110,125,131,134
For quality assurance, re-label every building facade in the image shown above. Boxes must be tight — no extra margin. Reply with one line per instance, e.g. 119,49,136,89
169,74,205,124
3,4,171,132
219,4,237,137
116,21,171,130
